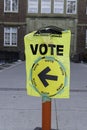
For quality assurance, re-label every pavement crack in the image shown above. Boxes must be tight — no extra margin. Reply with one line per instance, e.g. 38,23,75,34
70,89,87,92
0,88,26,91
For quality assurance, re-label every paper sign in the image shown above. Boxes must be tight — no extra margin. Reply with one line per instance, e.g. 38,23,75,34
24,30,71,98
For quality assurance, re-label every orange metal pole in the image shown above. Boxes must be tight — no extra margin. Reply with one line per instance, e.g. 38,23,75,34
42,100,51,130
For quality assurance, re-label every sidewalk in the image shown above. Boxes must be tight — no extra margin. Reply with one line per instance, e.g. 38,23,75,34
0,62,87,130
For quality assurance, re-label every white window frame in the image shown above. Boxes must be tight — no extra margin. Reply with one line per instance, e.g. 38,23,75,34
66,0,77,14
41,0,51,13
54,0,64,14
4,27,17,47
4,0,18,13
85,30,87,48
28,0,38,13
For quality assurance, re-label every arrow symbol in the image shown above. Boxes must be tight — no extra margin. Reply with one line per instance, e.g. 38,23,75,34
38,67,58,87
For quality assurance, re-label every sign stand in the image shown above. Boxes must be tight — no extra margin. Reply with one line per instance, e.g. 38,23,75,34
42,97,51,130
24,27,71,130
34,97,56,130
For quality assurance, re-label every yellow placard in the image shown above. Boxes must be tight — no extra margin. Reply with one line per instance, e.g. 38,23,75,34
24,30,71,98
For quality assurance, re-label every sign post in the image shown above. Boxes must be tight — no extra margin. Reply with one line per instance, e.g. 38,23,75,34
24,26,71,130
42,98,51,130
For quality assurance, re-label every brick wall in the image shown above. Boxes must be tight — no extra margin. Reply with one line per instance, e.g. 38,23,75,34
77,26,86,53
0,0,26,22
76,0,87,62
78,0,87,24
0,0,26,61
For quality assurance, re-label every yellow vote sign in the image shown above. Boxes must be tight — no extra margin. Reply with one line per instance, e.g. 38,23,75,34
31,57,65,97
24,29,71,98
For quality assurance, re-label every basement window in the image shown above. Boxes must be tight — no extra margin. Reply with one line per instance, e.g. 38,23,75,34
4,0,18,12
4,27,17,46
85,30,87,48
86,6,87,14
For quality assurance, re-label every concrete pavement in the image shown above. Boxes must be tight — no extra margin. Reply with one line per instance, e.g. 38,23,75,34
0,61,87,130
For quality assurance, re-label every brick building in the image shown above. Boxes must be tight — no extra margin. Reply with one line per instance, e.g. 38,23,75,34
26,0,78,56
26,0,87,62
0,0,26,62
0,0,87,62
76,0,87,62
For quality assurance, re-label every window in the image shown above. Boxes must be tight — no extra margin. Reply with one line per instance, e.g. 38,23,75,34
86,6,87,15
28,0,38,13
66,0,77,14
54,0,64,14
4,27,17,46
4,0,18,12
85,30,87,48
41,0,51,13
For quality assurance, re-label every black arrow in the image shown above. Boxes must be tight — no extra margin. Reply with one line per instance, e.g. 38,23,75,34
38,67,58,87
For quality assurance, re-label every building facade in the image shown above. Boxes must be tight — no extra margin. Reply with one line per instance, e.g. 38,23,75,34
77,0,87,62
0,0,87,62
0,0,26,62
26,0,78,56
